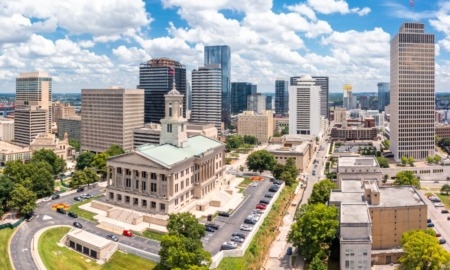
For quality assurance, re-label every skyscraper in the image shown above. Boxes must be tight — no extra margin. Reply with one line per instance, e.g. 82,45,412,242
343,84,357,110
377,82,390,112
291,76,329,118
230,82,256,114
275,79,289,116
139,58,186,123
191,65,222,132
289,75,321,136
247,93,266,114
204,45,231,127
14,72,52,145
390,22,435,161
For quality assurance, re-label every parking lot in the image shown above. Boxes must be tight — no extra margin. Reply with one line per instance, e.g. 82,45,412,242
203,177,279,255
421,191,450,252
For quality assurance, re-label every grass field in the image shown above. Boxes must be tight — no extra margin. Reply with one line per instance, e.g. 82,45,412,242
238,177,252,187
0,228,14,270
38,227,157,270
68,195,103,222
436,193,450,209
133,230,165,242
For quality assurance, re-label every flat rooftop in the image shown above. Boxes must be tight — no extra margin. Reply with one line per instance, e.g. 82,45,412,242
266,142,309,154
373,186,425,207
341,203,371,223
67,229,111,249
341,179,362,192
0,141,30,153
338,156,378,167
330,191,364,204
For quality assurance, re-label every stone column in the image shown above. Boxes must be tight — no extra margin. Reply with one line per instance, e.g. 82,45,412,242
122,168,126,189
130,169,135,192
106,166,111,186
138,170,142,194
169,174,174,197
157,173,161,197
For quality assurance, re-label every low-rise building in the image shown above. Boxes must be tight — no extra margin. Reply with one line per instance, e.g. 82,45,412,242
267,134,313,173
237,110,273,143
65,229,117,262
273,117,289,132
436,124,450,139
0,141,32,166
30,133,72,160
331,123,378,141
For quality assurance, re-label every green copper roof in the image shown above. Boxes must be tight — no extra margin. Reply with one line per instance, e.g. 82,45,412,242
137,135,223,167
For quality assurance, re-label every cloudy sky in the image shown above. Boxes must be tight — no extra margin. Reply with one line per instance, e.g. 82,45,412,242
0,0,450,93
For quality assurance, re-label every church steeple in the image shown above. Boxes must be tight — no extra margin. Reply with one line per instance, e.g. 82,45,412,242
159,81,188,148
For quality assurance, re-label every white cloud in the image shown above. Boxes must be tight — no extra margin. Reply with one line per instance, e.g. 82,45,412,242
287,3,317,21
112,46,151,63
306,0,371,16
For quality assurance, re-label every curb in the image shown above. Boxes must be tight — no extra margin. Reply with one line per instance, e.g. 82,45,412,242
31,225,72,270
8,222,25,270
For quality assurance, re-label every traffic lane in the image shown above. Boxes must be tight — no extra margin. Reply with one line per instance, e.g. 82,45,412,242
421,193,450,252
40,187,104,206
204,178,274,255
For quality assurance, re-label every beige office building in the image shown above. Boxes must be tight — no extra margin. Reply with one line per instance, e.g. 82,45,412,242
14,72,52,145
81,87,144,153
0,118,14,142
237,110,273,143
390,22,435,161
52,102,77,123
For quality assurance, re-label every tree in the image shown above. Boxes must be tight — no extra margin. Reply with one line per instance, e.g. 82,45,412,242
434,155,442,164
225,135,244,151
8,184,37,215
159,213,210,270
309,180,337,204
271,163,285,179
376,157,389,168
70,170,87,188
399,230,450,270
69,139,81,152
29,165,54,198
382,174,389,184
106,144,125,157
281,126,289,135
3,160,28,183
310,255,327,270
246,150,277,173
384,139,390,149
75,151,95,170
284,158,299,179
441,184,450,195
243,135,258,145
280,171,295,186
83,167,99,186
288,203,339,261
31,148,66,175
407,156,415,166
91,153,109,179
393,170,420,188
426,155,434,163
435,134,441,144
401,156,408,165
0,175,14,209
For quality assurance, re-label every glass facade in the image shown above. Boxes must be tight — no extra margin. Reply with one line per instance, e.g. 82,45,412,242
231,82,256,114
139,58,186,123
275,79,288,115
204,45,231,126
377,82,390,112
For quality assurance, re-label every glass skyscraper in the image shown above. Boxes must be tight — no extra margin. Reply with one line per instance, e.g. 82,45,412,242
377,82,390,112
231,82,256,114
204,45,231,127
139,58,186,123
275,79,288,115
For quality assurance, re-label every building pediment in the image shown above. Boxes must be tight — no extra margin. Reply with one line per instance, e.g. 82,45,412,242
107,152,170,169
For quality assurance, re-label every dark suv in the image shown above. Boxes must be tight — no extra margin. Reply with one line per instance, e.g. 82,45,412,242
259,199,270,205
56,208,66,214
206,223,220,230
218,211,230,217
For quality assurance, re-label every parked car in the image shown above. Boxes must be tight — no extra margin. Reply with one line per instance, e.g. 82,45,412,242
68,212,78,218
80,194,92,199
56,207,66,214
436,233,442,237
251,182,258,187
206,223,220,230
218,211,230,217
231,236,244,243
42,197,52,202
77,187,85,192
74,196,83,202
447,216,450,221
440,238,447,245
269,185,280,192
207,214,213,221
253,209,265,214
51,194,60,200
434,203,444,207
205,226,216,233
273,180,283,186
25,214,35,222
259,199,270,205
427,223,435,228
240,224,253,231
256,204,267,210
232,232,246,239
220,242,237,250
106,235,119,242
286,247,293,255
247,214,259,221
122,230,133,237
244,218,257,225
442,210,449,214
73,222,82,228
427,218,432,223
265,193,274,198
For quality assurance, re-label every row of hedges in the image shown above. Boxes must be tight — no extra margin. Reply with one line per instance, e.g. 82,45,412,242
217,185,296,270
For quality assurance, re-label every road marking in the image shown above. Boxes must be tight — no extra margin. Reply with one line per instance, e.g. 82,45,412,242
22,248,28,252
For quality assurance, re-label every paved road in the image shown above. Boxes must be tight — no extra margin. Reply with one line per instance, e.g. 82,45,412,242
203,178,275,255
9,187,160,270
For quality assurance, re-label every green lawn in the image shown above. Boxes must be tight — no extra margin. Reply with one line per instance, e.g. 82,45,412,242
238,177,252,187
216,257,245,270
38,227,157,270
436,193,450,209
68,195,104,222
133,230,165,242
0,228,14,270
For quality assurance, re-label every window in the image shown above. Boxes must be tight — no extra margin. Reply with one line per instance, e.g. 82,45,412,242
160,203,166,211
90,250,97,259
151,201,156,208
142,171,147,178
83,247,90,255
135,180,139,190
175,199,178,205
151,183,157,192
167,124,172,133
69,241,75,248
142,181,147,191
151,173,157,180
175,184,178,192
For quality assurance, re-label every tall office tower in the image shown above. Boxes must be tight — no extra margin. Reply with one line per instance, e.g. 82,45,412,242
81,87,144,153
390,22,435,161
264,95,273,110
139,58,186,123
275,79,289,115
204,45,231,127
191,65,222,133
289,75,321,136
247,93,266,114
187,82,192,110
230,82,256,114
358,96,369,110
377,82,390,112
14,72,52,145
291,76,329,118
343,84,357,110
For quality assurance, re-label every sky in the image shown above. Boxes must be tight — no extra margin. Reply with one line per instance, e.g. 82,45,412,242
0,0,450,94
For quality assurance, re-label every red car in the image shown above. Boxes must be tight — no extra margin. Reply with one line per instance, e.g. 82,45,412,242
436,233,442,237
256,204,267,210
122,230,133,237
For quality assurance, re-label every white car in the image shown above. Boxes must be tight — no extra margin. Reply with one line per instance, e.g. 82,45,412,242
42,197,52,202
240,224,253,231
231,236,244,243
251,182,258,187
434,203,444,207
